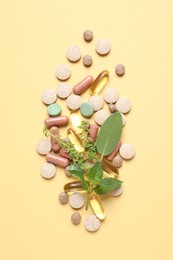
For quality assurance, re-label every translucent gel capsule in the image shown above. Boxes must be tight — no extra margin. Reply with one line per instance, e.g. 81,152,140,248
70,110,83,134
90,70,109,96
64,181,83,192
90,193,105,220
102,158,119,178
67,128,84,152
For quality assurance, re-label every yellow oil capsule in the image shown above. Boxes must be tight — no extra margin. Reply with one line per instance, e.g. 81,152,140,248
67,128,84,152
89,193,105,220
102,158,119,178
70,110,83,134
90,70,109,96
64,181,83,192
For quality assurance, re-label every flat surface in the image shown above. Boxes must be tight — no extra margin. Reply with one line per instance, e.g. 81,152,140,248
1,1,173,259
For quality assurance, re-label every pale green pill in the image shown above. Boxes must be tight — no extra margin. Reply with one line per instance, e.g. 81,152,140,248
80,102,94,117
47,103,62,116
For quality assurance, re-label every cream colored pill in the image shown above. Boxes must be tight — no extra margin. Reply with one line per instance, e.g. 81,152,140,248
55,83,71,99
64,165,72,177
112,155,123,168
115,97,132,114
41,89,57,105
55,64,71,80
36,139,51,155
69,192,85,209
40,162,56,179
66,94,82,110
95,39,111,55
121,113,126,126
119,143,136,159
89,96,104,111
94,109,110,125
84,215,101,232
103,87,119,104
66,45,82,62
109,185,124,197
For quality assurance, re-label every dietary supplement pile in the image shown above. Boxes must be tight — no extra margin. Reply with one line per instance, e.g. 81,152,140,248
36,29,136,232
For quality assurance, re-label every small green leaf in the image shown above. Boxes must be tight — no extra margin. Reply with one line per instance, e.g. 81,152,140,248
94,178,123,195
96,112,122,156
88,162,103,182
69,165,88,190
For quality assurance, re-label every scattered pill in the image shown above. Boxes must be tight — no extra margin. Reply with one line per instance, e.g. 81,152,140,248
95,39,111,55
71,212,81,225
80,102,94,117
40,162,56,179
83,55,93,67
69,192,85,209
120,113,126,126
66,94,82,110
73,75,94,95
106,140,122,161
84,215,101,232
119,143,136,160
64,181,83,192
109,103,116,113
59,192,69,204
55,64,71,81
94,109,110,125
55,83,71,99
112,155,123,168
89,193,105,220
64,165,72,177
115,97,132,114
90,70,109,96
83,30,93,42
46,153,70,168
88,124,99,142
89,96,104,111
36,139,51,155
115,64,125,76
49,126,61,153
44,116,69,128
66,45,82,62
59,147,71,160
47,103,62,117
103,87,119,104
109,185,124,197
41,89,57,105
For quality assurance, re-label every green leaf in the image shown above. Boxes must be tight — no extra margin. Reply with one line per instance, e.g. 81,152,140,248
88,162,103,182
96,112,122,156
69,165,88,190
94,178,123,195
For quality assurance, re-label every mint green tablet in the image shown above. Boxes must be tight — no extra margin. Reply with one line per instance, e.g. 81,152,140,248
47,103,62,116
80,102,94,117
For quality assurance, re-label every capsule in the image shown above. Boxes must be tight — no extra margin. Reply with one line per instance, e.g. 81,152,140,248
73,75,94,95
44,116,69,128
106,140,122,161
46,153,70,168
89,193,105,220
102,158,119,178
90,70,109,96
88,124,99,142
59,147,72,160
70,110,83,134
50,126,61,153
64,181,83,192
67,128,84,152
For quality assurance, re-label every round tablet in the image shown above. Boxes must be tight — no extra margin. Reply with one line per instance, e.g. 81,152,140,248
41,89,57,105
115,64,125,76
89,96,104,111
47,103,62,116
112,155,123,168
69,192,85,209
36,139,51,155
120,113,126,126
66,94,82,110
40,162,56,179
66,45,82,62
95,39,111,55
64,165,72,177
83,55,93,67
84,215,101,232
55,83,71,99
83,30,93,42
80,102,94,117
94,109,110,125
109,103,116,113
115,98,132,114
59,192,69,204
119,143,136,160
109,185,124,197
71,212,81,225
55,64,71,81
103,87,119,103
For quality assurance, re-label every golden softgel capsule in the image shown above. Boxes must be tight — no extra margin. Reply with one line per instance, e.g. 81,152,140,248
90,70,109,96
102,158,119,178
70,110,83,134
67,128,84,152
89,193,105,220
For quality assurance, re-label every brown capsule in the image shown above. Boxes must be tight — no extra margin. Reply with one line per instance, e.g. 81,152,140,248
73,75,94,95
44,116,69,128
64,181,83,192
50,126,61,153
59,147,72,160
106,141,122,161
46,153,70,168
88,124,99,142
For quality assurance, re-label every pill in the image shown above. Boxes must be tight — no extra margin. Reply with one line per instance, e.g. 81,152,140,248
90,70,109,96
119,143,136,160
109,185,124,197
95,39,111,55
71,212,81,225
66,94,82,110
103,87,119,104
106,140,122,161
89,193,105,220
94,109,110,125
70,110,83,134
67,128,84,152
109,103,116,113
41,89,57,105
73,75,94,95
66,45,82,62
64,165,72,177
115,97,132,114
50,126,61,153
69,192,85,209
80,102,94,117
36,139,51,155
88,124,99,141
40,162,56,179
83,55,93,67
112,155,123,168
59,147,71,160
121,113,126,126
83,30,93,42
55,83,71,99
89,96,104,111
84,215,101,232
59,192,69,204
55,64,71,81
102,158,119,178
115,64,125,76
46,153,70,168
64,181,83,192
47,103,62,117
44,116,69,128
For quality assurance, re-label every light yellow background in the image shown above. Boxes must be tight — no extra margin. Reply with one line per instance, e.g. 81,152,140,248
1,0,173,259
